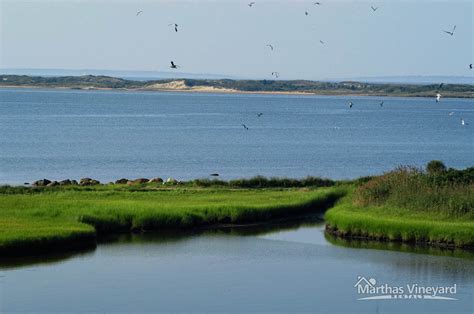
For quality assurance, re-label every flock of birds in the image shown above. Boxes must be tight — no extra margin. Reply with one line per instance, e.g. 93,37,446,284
133,2,471,129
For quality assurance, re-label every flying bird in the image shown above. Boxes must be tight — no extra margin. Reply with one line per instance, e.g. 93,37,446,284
436,93,441,103
168,23,178,32
379,101,384,107
371,6,378,11
314,2,322,5
248,2,255,7
257,113,263,117
443,25,456,36
319,40,325,44
241,124,249,130
266,44,274,50
305,11,309,16
170,61,179,69
470,64,473,69
272,72,280,78
448,112,454,116
438,83,444,89
349,101,354,108
136,10,143,16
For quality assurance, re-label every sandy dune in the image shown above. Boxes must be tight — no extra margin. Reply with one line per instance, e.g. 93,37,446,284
144,80,237,93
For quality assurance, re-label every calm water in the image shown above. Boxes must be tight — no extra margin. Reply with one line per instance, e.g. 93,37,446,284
0,88,473,184
1,88,473,313
1,221,473,313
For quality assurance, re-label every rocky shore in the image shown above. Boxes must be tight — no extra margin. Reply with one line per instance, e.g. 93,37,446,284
31,177,179,187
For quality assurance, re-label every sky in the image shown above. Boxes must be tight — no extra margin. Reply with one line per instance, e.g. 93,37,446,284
0,0,472,80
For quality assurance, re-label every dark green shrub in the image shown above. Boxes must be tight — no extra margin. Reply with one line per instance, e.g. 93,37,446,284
426,160,446,175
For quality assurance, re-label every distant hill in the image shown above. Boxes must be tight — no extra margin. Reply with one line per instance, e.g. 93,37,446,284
348,76,474,85
0,68,240,81
1,74,473,98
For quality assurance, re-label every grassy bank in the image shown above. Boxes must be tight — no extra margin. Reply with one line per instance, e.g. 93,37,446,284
2,163,472,257
0,184,346,255
325,164,474,248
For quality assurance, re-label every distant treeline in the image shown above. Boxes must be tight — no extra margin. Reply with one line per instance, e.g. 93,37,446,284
0,75,144,89
183,79,474,96
1,75,473,97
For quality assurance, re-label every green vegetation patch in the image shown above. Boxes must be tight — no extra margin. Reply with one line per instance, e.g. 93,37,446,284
325,164,474,248
0,185,346,255
0,217,95,255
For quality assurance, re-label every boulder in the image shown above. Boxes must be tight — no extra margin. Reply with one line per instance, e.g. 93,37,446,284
130,178,149,184
59,179,72,185
115,178,129,184
165,177,178,184
33,179,51,187
46,181,59,187
80,178,100,186
148,177,163,183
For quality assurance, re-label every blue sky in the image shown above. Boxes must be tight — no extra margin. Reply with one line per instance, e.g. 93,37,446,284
0,0,472,80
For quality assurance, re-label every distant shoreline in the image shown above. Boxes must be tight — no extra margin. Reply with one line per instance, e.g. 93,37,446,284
2,84,474,99
1,75,473,98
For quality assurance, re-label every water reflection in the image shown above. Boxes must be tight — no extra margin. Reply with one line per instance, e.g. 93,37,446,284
324,233,474,260
2,216,473,313
2,213,473,270
0,247,96,270
0,214,323,269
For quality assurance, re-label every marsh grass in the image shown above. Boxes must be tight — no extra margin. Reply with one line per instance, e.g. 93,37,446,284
0,186,347,255
354,166,473,218
192,176,334,188
326,165,474,248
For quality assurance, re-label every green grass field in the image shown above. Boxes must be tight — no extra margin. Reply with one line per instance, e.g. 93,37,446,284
325,196,474,248
325,165,474,248
0,185,346,255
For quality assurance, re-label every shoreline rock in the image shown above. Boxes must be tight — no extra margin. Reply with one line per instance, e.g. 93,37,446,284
80,178,100,186
148,177,163,183
33,179,51,187
127,178,149,185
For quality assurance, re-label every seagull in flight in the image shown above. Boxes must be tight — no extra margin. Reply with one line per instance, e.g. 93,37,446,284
348,101,354,108
136,10,143,16
379,101,384,107
438,83,444,89
436,93,441,103
443,25,456,36
170,61,179,69
314,2,322,5
305,11,309,16
448,112,454,116
272,72,280,78
266,44,274,50
248,2,255,7
168,23,178,32
470,64,473,69
319,40,325,44
241,124,249,130
257,113,263,117
371,6,378,12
